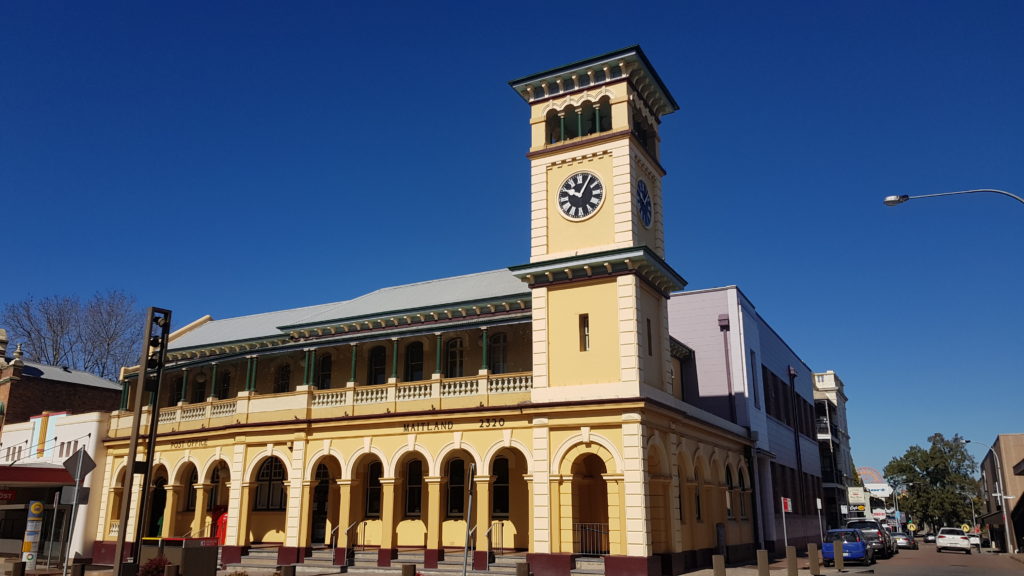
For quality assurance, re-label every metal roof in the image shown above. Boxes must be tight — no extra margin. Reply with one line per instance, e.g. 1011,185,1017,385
169,269,529,351
16,361,121,391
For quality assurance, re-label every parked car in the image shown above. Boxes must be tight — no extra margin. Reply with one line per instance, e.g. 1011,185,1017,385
968,532,981,549
847,519,893,558
823,529,875,566
936,527,972,554
892,532,918,549
924,533,937,543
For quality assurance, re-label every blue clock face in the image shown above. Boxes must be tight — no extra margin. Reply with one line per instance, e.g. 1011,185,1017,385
636,179,653,228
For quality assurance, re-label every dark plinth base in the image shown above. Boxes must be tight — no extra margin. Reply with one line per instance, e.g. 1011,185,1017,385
473,550,491,570
603,555,659,576
377,548,398,567
276,546,311,565
424,548,445,568
526,553,575,576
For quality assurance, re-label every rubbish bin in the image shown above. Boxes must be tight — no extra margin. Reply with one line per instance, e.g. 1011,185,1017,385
162,538,219,576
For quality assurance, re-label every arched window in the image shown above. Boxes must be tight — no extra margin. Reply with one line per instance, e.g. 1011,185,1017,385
185,468,198,511
191,374,208,404
208,467,223,511
406,460,423,517
254,458,286,511
695,467,704,522
365,461,382,517
404,342,424,382
445,338,464,378
725,468,735,519
368,346,387,385
274,364,291,394
739,471,748,519
218,371,231,399
172,376,185,403
317,354,332,389
492,457,510,518
447,459,465,517
489,333,508,374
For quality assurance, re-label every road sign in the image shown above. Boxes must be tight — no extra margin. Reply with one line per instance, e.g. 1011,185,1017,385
62,449,96,480
961,524,971,532
60,487,90,505
781,497,792,513
907,522,917,532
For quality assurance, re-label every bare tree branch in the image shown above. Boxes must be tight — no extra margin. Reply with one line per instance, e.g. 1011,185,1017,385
2,291,143,380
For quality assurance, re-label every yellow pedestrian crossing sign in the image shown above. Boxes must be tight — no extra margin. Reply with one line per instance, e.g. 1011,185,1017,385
907,522,916,532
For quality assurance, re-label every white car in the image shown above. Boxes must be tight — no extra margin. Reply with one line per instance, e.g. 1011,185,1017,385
936,527,972,554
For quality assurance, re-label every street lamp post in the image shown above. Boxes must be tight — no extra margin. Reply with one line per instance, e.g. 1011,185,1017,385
883,189,1024,206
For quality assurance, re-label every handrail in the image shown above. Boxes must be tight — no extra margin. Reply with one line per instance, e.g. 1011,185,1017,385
328,524,341,549
179,527,194,538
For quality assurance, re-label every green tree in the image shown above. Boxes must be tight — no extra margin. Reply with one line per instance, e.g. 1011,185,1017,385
884,433,980,532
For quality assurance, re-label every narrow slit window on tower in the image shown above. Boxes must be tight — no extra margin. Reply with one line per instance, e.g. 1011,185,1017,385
646,318,653,356
579,314,590,351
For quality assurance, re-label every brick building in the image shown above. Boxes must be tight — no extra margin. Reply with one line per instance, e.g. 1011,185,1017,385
0,329,123,430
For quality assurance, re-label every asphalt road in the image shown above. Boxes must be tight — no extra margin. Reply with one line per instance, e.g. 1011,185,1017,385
868,543,1024,575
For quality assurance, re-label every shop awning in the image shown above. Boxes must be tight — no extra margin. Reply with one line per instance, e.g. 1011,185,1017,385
0,465,75,487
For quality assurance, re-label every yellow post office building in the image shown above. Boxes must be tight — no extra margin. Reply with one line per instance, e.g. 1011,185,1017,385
96,47,756,576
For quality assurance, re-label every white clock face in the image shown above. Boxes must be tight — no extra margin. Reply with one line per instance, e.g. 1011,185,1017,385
557,171,604,221
636,179,653,228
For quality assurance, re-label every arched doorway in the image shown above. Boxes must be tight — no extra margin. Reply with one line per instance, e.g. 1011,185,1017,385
146,475,168,537
311,463,331,544
490,449,530,552
571,454,609,556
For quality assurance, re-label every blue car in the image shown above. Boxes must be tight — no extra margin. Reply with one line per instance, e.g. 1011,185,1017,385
823,529,875,566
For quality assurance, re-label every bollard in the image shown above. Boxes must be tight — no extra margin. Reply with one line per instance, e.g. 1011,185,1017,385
280,564,296,576
833,539,844,571
401,563,417,576
786,545,797,576
11,561,25,576
163,564,179,576
516,562,531,576
808,543,820,576
712,554,725,576
757,549,770,576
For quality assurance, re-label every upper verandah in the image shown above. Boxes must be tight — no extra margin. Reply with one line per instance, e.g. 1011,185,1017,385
163,269,531,361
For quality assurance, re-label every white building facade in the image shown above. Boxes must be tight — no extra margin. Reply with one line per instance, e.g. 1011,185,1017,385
667,286,822,552
0,411,109,562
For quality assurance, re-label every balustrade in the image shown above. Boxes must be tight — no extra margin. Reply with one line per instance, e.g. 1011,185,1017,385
117,372,533,435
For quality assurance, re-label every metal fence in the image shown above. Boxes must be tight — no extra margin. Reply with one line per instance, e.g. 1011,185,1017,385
573,523,609,556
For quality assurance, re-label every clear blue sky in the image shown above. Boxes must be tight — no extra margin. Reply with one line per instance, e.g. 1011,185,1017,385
2,1,1021,475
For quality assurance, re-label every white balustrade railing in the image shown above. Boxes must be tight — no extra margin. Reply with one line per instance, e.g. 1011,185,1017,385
441,378,478,397
181,405,208,422
488,373,533,394
313,389,346,407
145,372,533,432
396,383,431,401
210,400,236,418
353,386,388,405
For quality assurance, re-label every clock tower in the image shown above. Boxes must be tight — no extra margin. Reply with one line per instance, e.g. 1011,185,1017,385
509,47,686,402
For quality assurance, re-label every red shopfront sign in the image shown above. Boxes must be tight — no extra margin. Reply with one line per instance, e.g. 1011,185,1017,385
0,490,16,503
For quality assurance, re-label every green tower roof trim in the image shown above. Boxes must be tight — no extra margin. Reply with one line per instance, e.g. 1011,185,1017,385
509,45,679,116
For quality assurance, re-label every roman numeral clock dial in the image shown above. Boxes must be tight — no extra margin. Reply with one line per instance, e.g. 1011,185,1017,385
557,171,605,221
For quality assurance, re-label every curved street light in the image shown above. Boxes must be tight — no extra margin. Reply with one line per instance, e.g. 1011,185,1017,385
884,189,1024,206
